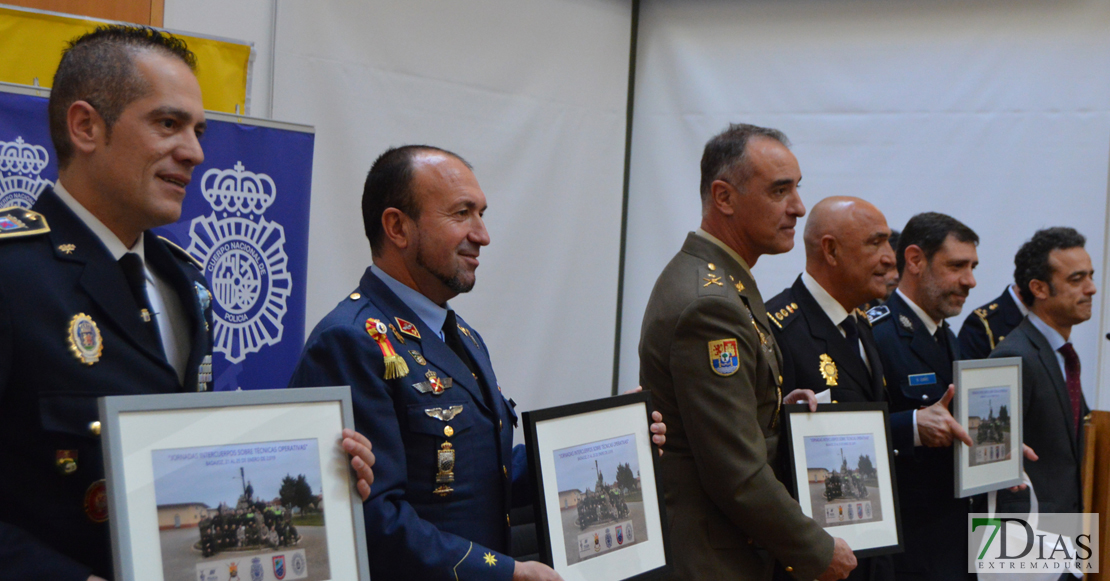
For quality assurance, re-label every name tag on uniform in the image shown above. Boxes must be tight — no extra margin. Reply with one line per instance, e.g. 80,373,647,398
908,373,937,386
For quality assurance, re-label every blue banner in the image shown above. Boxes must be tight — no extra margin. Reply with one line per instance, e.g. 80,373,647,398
0,84,314,391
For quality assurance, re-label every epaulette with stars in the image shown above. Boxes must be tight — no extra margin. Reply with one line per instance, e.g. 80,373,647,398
768,302,800,330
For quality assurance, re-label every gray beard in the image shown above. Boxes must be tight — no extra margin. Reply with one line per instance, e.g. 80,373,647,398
415,240,474,295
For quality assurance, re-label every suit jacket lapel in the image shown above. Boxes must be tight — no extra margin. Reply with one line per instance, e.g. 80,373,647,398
858,322,886,400
145,236,204,390
360,272,493,415
38,190,173,369
1026,322,1078,455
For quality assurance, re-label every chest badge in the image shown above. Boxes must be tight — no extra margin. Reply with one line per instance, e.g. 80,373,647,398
819,353,839,386
409,350,428,366
435,442,456,496
899,314,914,331
67,313,103,365
425,405,464,422
411,370,454,395
395,318,421,340
708,338,740,376
84,479,108,522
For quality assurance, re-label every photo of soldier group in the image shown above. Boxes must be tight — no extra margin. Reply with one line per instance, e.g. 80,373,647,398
553,434,647,566
152,439,330,581
803,434,884,528
967,386,1012,467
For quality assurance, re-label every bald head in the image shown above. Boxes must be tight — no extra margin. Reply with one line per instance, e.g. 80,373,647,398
804,196,895,310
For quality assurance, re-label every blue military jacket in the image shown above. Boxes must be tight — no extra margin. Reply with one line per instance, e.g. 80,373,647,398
0,189,213,580
958,286,1024,360
289,268,524,581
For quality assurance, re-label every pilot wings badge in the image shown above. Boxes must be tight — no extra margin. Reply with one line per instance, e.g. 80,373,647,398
186,162,291,363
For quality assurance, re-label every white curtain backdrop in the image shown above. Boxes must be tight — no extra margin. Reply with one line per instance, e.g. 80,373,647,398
166,0,634,428
619,0,1110,409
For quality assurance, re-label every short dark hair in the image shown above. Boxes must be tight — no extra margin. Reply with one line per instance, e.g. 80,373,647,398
362,145,471,255
1013,227,1086,306
49,25,197,169
699,123,790,202
896,212,979,275
888,229,900,253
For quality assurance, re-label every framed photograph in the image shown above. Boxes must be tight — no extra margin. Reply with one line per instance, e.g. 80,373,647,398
953,357,1024,497
99,386,370,581
522,391,670,581
783,402,903,558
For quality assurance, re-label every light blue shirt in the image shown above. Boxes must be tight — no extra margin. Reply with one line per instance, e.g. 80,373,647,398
370,265,450,341
1028,312,1067,375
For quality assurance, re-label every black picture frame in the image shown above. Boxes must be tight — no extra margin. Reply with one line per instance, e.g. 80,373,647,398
523,391,671,581
783,402,903,558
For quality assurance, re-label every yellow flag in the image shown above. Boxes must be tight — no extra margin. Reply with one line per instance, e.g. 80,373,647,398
0,6,252,114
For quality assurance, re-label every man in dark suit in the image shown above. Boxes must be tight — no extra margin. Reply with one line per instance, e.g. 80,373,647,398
0,27,375,581
867,212,977,580
641,124,856,581
958,284,1026,359
991,227,1094,518
290,146,664,581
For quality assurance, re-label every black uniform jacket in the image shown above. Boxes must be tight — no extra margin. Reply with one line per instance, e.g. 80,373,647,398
958,287,1024,360
0,188,213,580
868,291,969,580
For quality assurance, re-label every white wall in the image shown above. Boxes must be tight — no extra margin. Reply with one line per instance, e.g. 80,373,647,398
166,0,634,424
619,0,1110,410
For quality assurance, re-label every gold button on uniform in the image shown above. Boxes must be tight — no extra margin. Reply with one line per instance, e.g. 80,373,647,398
785,566,794,573
349,292,361,300
88,421,101,436
499,420,503,430
503,466,508,477
444,426,454,437
707,263,716,270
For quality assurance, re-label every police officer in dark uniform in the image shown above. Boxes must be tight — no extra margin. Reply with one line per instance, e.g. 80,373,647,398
0,27,213,581
767,197,897,581
0,27,376,581
289,146,664,581
958,284,1027,359
866,212,977,580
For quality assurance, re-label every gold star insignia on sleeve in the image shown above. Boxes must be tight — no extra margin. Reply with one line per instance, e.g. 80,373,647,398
483,552,497,566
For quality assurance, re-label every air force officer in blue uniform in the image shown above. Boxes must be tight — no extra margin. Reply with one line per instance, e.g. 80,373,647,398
290,147,667,581
866,213,978,580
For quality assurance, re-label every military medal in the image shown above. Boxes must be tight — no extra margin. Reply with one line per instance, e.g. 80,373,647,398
197,355,213,391
365,317,409,379
434,442,455,496
84,479,108,522
67,313,103,365
458,325,480,348
409,350,427,366
819,354,839,386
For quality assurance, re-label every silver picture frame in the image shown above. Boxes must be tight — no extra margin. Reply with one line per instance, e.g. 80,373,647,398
99,386,370,581
953,357,1024,497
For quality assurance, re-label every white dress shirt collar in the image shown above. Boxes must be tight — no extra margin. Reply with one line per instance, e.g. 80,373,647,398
54,180,144,262
801,271,852,327
1008,285,1030,317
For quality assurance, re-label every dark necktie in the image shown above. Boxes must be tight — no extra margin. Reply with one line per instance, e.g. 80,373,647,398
840,316,859,347
1058,343,1083,436
443,310,476,374
934,323,952,365
119,253,164,353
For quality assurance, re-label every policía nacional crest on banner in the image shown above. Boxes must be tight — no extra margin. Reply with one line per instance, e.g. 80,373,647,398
0,136,53,208
186,161,292,363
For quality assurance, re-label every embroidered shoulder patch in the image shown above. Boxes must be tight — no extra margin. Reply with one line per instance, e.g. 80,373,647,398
708,338,740,376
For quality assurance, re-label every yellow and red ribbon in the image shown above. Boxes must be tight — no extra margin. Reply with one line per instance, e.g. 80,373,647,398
366,317,409,379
